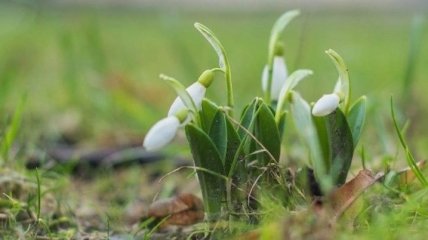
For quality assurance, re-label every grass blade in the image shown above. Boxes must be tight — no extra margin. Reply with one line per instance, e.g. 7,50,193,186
402,15,424,100
0,96,26,163
390,97,428,186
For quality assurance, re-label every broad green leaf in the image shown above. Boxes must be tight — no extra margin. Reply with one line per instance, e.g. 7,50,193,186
289,91,332,192
254,103,281,163
201,98,220,133
238,98,259,138
209,111,227,161
326,49,350,113
390,98,428,186
185,124,226,217
325,109,354,186
277,111,287,139
347,96,367,147
1,96,26,163
313,116,330,167
224,117,242,176
268,10,300,64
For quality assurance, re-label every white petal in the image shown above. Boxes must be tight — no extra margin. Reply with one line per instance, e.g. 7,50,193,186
312,93,340,117
271,57,288,100
261,65,269,93
143,116,180,151
261,57,288,100
168,82,206,116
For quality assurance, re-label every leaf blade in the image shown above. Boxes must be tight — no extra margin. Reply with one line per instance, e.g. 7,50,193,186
289,91,332,192
185,124,226,217
347,96,367,147
325,109,354,185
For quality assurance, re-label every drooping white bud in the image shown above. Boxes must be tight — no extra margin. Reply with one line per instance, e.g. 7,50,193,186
167,70,214,117
312,93,340,117
143,116,180,151
168,82,206,117
261,56,288,100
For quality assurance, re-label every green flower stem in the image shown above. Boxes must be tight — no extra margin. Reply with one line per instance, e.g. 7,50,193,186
325,49,351,114
225,64,234,117
265,10,300,103
194,23,234,117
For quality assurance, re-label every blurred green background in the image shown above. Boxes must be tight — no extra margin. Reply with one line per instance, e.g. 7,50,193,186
0,2,427,153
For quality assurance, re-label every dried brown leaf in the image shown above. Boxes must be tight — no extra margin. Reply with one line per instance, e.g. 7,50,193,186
148,193,204,227
328,169,383,220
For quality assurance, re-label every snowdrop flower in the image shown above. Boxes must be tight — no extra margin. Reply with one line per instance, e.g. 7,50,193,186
312,93,340,117
262,56,288,101
168,70,214,116
143,110,188,151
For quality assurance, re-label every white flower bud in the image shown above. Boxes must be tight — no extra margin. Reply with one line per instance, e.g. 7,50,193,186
143,116,180,151
312,93,340,117
168,82,206,116
262,56,288,100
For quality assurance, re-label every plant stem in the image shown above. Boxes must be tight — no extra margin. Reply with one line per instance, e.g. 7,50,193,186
225,61,234,117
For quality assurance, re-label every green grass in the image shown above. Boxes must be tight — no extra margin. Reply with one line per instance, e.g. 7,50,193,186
1,3,428,239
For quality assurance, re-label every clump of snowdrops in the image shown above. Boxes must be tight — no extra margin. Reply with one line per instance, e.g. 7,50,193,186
143,10,367,220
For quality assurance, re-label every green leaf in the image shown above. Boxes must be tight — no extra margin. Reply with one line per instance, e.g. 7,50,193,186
254,103,281,163
325,49,350,113
268,10,300,64
224,117,241,176
313,116,330,168
325,109,354,186
238,98,259,138
1,96,26,163
277,111,287,139
347,96,367,147
390,98,428,186
209,111,227,161
185,124,226,217
289,91,332,192
201,99,220,133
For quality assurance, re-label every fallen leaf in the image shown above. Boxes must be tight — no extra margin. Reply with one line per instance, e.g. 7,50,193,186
148,193,204,227
328,169,383,220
